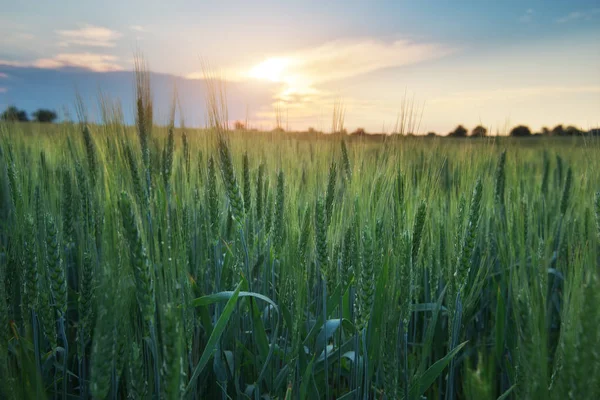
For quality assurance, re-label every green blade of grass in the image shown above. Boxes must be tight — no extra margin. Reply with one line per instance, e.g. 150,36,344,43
185,282,242,395
408,341,468,400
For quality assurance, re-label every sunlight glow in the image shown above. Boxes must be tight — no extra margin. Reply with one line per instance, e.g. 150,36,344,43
247,56,319,105
248,57,291,82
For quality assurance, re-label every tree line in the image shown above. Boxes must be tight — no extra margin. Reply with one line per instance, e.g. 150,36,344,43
1,106,58,123
444,124,598,137
3,105,597,137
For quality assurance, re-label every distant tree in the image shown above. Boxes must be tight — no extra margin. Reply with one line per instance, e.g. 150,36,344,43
509,125,532,137
551,125,565,136
565,125,582,136
426,131,438,137
233,121,246,130
470,125,487,137
448,125,468,138
351,128,367,136
33,109,58,123
541,127,550,135
307,127,317,134
1,106,29,122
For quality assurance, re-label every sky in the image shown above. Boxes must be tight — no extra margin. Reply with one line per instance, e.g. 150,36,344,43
1,0,599,133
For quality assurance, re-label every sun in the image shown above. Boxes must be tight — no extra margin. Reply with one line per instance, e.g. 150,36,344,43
247,56,317,103
248,57,290,83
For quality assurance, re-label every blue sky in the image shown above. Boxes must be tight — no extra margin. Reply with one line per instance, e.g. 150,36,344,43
1,0,599,132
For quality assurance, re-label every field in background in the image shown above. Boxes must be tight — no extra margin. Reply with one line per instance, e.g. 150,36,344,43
1,116,599,399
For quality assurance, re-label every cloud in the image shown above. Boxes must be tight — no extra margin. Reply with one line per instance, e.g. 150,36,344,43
0,19,35,46
15,32,35,40
519,9,534,23
34,53,124,72
192,38,452,103
1,53,123,72
556,9,600,23
0,87,6,93
0,60,28,67
186,38,452,130
263,38,450,83
56,24,122,48
130,25,146,32
0,32,35,44
0,72,7,78
557,11,584,23
190,38,453,83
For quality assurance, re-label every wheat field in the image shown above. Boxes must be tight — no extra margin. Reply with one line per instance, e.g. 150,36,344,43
0,76,599,400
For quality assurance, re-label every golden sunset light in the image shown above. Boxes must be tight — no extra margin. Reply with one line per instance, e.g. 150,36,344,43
248,57,291,83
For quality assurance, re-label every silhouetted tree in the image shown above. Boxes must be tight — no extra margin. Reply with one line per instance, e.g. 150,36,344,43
509,125,532,137
551,125,565,136
1,106,29,122
351,128,367,136
233,121,246,130
541,127,550,135
565,126,582,136
426,131,438,137
448,125,468,138
33,109,58,123
471,125,487,137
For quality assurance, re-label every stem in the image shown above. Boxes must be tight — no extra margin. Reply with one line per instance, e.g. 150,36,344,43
323,278,329,400
32,310,42,398
59,315,68,400
149,321,161,398
337,260,343,394
403,330,408,400
78,326,87,400
446,293,462,400
363,328,369,400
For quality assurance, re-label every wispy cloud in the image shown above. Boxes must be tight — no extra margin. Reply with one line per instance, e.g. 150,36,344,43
557,9,600,23
0,72,7,78
0,60,28,67
0,53,123,72
557,11,584,23
56,24,122,48
0,18,34,42
0,87,6,93
259,38,451,83
130,25,146,32
187,38,453,129
519,9,534,23
190,38,453,82
0,21,35,46
0,32,35,44
190,37,453,108
34,53,123,72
